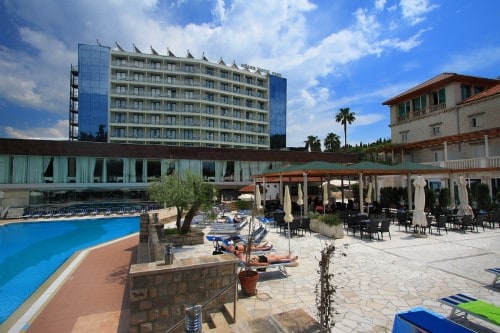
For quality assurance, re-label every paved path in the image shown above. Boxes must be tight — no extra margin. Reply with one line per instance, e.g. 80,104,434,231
7,220,500,332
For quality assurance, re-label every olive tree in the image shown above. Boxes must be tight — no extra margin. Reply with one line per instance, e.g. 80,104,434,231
149,171,214,233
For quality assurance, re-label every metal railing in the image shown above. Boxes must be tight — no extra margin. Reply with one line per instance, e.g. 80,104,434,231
165,278,238,333
422,156,500,170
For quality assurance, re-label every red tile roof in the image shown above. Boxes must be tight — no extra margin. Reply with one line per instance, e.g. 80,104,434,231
383,73,500,105
460,83,500,104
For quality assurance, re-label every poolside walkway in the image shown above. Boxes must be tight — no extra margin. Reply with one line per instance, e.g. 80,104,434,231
24,234,138,333
7,219,500,332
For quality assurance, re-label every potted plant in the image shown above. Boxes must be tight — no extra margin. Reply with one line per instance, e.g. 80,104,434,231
237,226,259,295
314,214,344,239
237,188,260,296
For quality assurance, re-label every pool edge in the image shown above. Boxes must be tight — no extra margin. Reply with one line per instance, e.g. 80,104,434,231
0,232,139,333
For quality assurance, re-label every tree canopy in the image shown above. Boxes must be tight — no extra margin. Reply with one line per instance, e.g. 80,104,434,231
304,135,322,152
149,171,215,233
324,132,341,152
335,107,356,151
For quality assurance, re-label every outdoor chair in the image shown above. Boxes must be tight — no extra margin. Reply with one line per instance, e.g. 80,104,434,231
472,214,485,232
429,215,448,235
361,219,380,240
298,217,311,235
345,214,361,236
457,215,474,233
397,211,412,232
425,215,434,234
378,218,391,240
484,209,500,228
282,218,301,237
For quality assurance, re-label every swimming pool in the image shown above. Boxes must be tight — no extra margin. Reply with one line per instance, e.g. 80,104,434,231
0,216,139,324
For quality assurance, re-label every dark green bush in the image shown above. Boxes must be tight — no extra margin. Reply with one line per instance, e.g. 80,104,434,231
318,214,343,226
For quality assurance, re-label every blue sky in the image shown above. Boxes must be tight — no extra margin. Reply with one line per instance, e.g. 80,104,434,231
0,0,499,148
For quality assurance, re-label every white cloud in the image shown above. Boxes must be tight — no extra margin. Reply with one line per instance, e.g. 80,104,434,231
375,0,387,12
3,119,68,140
399,0,439,25
0,0,439,144
440,47,500,74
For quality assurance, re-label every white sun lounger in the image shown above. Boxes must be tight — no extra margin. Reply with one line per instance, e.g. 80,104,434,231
485,267,500,287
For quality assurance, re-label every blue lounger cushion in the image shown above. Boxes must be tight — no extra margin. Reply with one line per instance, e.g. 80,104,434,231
393,307,474,333
398,310,475,333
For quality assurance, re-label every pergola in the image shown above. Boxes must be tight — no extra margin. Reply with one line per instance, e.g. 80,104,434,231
253,161,449,215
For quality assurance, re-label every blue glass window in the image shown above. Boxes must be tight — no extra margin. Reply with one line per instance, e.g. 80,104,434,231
77,44,110,142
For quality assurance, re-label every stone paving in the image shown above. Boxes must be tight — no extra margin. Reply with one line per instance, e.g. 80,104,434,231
173,221,500,332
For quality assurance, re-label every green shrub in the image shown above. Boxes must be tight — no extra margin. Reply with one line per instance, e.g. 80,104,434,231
318,214,342,226
235,200,252,210
308,211,321,220
475,183,491,211
438,188,450,209
164,228,180,236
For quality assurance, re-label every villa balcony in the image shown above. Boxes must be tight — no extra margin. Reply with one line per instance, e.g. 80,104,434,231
422,156,500,170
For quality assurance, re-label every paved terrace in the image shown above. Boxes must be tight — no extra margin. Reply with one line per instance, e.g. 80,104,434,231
5,216,500,332
191,221,500,332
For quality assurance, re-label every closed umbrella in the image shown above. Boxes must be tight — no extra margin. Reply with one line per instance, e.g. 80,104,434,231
284,185,293,254
412,175,427,231
322,184,329,214
457,176,474,217
255,184,263,212
297,183,304,217
365,182,373,215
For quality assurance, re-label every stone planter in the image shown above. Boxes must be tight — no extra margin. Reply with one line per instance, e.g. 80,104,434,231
310,219,344,239
164,227,205,246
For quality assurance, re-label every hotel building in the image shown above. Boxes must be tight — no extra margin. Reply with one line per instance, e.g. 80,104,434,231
69,43,287,149
381,72,500,201
0,140,358,216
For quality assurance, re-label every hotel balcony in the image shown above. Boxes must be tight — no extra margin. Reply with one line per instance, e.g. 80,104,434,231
422,156,500,171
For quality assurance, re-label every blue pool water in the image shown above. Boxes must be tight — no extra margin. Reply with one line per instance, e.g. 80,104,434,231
0,216,139,324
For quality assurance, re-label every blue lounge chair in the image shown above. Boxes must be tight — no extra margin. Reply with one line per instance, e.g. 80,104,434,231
393,306,474,333
485,267,500,287
439,293,500,327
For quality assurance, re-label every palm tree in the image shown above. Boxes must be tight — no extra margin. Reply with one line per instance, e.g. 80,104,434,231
324,133,341,152
304,135,322,152
335,107,356,151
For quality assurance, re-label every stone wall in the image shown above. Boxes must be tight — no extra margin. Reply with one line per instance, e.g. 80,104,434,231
129,254,239,333
139,213,150,243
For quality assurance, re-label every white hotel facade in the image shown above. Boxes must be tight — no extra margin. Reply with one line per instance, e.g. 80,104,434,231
69,43,287,150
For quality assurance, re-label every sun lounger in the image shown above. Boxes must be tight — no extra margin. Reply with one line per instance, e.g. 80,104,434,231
485,268,500,287
439,293,500,327
238,258,298,277
393,306,475,333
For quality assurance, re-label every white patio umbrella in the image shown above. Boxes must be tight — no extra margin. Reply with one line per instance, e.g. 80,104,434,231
412,175,427,231
322,183,329,214
297,183,304,217
365,182,373,215
255,184,263,211
238,193,254,201
457,176,474,217
284,185,294,254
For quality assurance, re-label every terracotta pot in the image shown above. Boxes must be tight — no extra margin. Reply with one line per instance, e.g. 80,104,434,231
238,270,259,296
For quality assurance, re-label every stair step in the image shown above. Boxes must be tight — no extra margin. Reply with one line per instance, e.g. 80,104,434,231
224,302,253,324
208,311,231,331
202,322,212,331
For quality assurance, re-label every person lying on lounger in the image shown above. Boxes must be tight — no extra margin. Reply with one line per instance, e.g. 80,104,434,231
221,243,273,254
237,252,298,266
